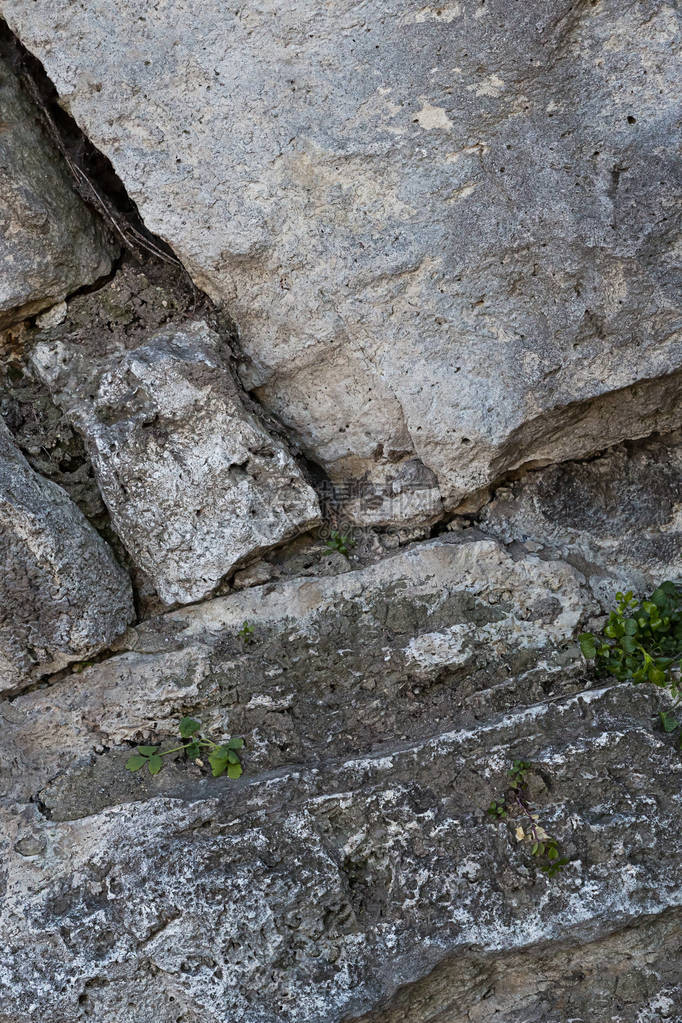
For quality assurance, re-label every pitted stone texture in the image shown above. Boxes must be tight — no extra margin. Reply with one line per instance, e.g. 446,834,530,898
1,683,681,1023
3,0,681,520
0,419,133,694
31,320,321,605
0,55,115,328
352,910,682,1023
479,432,682,609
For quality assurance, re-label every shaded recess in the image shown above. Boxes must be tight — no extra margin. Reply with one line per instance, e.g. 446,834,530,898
0,16,181,270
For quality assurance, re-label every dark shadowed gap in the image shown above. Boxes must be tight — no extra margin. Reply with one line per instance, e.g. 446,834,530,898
0,17,183,269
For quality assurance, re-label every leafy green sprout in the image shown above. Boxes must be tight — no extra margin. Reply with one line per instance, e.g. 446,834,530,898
488,759,569,879
238,620,255,644
324,530,356,558
125,717,245,779
659,710,682,751
488,800,506,820
579,582,682,698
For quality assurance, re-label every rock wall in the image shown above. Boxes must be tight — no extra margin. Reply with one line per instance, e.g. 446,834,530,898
0,5,680,1022
3,0,681,523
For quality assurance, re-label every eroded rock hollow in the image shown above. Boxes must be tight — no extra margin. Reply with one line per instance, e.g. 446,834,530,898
0,3,680,1021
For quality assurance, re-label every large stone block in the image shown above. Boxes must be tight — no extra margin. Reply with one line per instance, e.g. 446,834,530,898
0,55,116,328
0,419,134,694
3,1,681,520
31,320,321,605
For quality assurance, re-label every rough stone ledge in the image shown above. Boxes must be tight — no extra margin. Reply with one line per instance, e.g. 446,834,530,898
1,682,681,1022
0,534,594,807
350,907,682,1023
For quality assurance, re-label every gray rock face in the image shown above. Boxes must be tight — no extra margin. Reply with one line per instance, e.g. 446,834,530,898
0,419,134,694
1,538,681,1022
31,320,321,605
352,911,682,1023
3,1,681,519
480,432,682,609
0,55,116,328
0,536,592,806
2,7,681,1021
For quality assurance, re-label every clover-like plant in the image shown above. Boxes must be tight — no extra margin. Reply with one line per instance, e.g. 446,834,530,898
488,759,569,879
238,620,255,645
126,717,245,779
579,582,682,698
324,529,356,557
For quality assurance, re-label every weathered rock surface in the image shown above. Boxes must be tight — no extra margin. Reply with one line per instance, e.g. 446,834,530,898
29,319,321,605
3,0,681,520
1,538,681,1022
480,431,682,609
0,54,115,328
353,910,682,1023
2,6,682,1021
1,261,198,523
0,535,592,805
0,419,134,694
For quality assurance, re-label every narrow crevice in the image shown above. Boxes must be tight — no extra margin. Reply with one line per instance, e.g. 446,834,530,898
0,18,184,273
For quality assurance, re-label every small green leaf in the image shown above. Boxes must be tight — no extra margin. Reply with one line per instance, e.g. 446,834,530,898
185,740,201,758
179,716,201,738
126,755,146,772
238,621,255,643
660,711,679,733
208,747,229,777
227,762,243,780
227,736,245,750
137,746,159,757
579,633,597,659
147,755,163,776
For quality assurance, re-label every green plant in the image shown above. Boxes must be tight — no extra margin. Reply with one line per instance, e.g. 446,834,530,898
659,710,682,751
488,759,569,879
238,620,255,644
125,717,245,779
324,529,356,558
579,582,682,698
